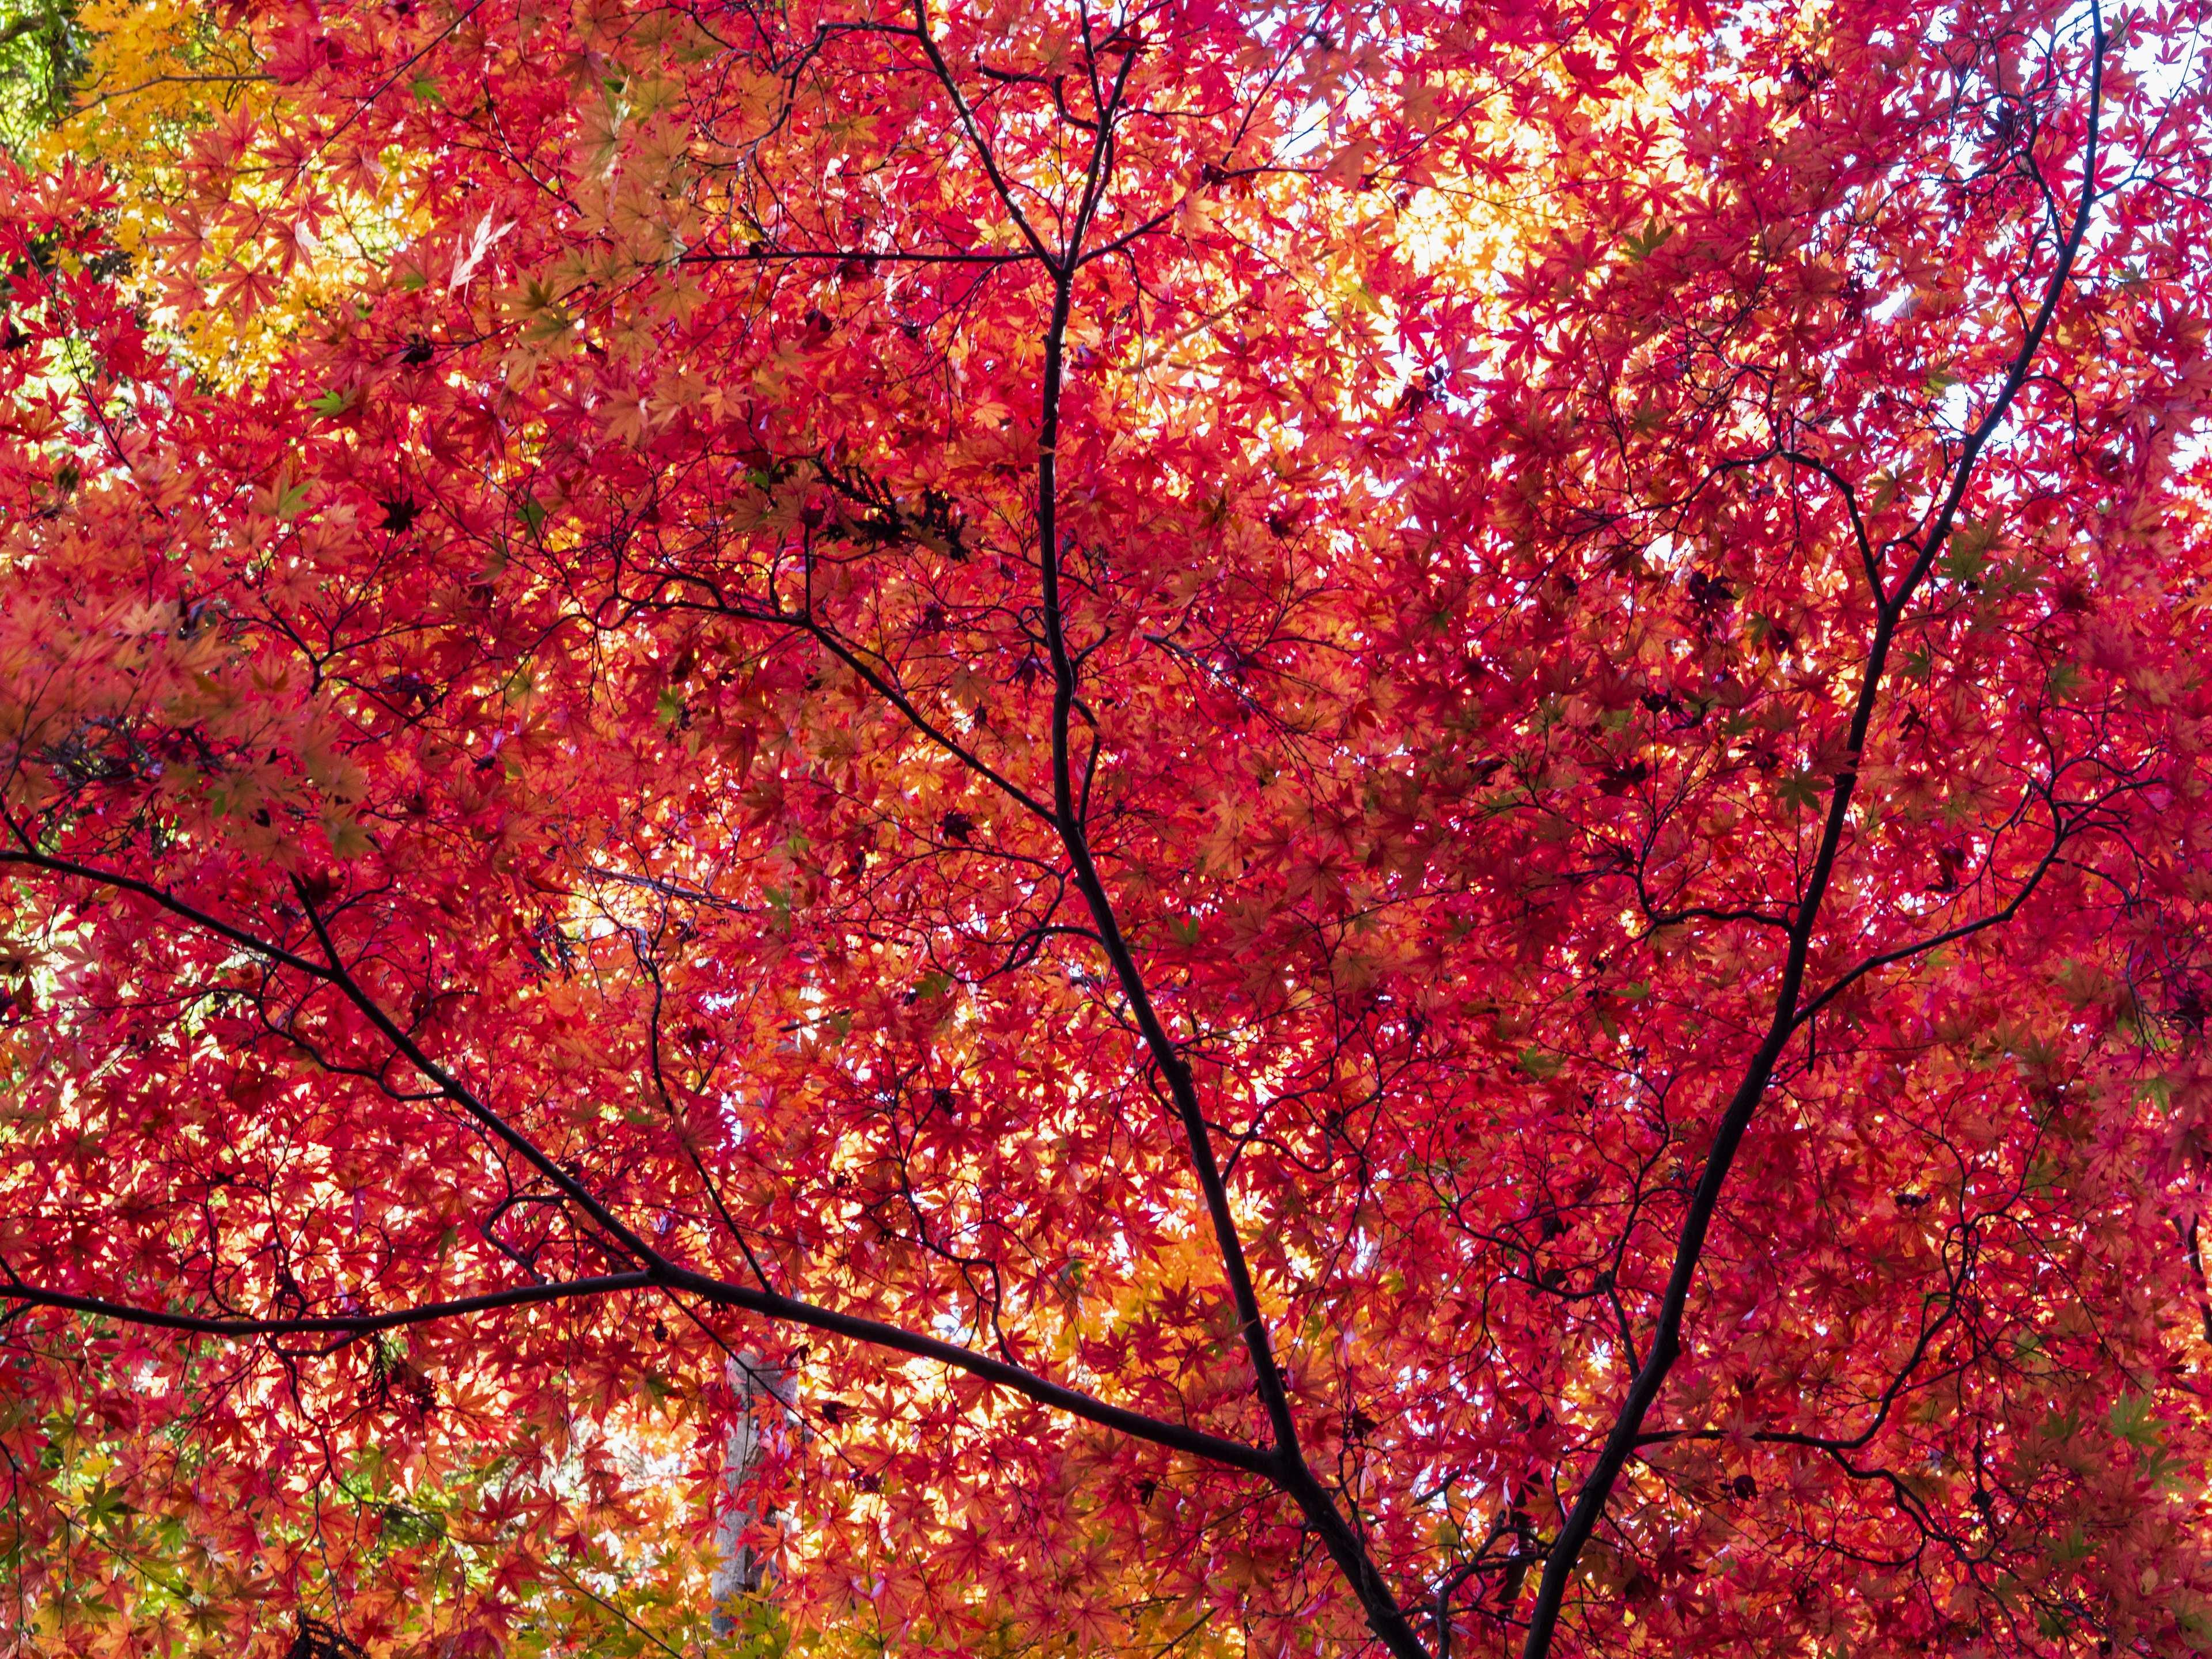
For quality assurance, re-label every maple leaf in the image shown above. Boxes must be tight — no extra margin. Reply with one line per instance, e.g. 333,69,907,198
3,5,2211,1659
449,211,517,290
212,260,282,320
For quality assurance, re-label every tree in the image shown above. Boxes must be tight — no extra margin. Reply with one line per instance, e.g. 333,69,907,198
0,0,82,151
4,0,2212,1653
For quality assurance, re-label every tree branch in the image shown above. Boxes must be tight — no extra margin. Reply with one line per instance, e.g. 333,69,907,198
1516,14,2109,1659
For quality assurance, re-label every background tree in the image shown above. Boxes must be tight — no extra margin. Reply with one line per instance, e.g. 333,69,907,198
4,0,2212,1656
0,0,80,150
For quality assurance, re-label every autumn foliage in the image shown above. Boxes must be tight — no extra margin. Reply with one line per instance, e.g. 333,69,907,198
4,0,2212,1654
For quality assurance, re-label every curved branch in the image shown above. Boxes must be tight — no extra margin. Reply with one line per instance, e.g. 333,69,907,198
0,1274,654,1336
1516,16,2110,1659
0,850,1283,1487
0,845,329,979
1019,73,1435,1659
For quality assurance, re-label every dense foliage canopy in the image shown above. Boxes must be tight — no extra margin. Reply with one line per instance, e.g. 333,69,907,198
5,0,2212,1656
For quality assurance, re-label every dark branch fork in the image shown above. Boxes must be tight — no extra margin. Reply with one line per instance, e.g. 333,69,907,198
908,1,1438,1649
0,4,1430,1651
0,846,1276,1480
0,0,1359,1600
1515,14,2109,1659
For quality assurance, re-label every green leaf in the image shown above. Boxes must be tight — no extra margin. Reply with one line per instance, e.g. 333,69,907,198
2140,1445,2190,1491
2046,1523,2092,1565
1622,219,1675,263
2108,1389,2161,1449
1940,517,1995,583
514,496,547,534
1518,1047,1563,1080
308,387,354,417
1776,769,1822,812
323,813,375,860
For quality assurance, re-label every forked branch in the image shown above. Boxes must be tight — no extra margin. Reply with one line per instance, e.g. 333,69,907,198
1516,14,2108,1659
